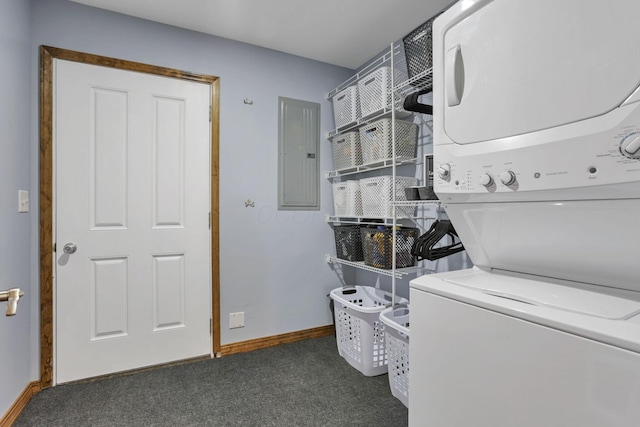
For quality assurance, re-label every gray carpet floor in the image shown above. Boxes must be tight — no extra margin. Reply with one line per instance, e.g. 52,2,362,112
14,336,408,426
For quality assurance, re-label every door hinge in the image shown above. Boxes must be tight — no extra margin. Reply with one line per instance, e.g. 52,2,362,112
210,318,212,335
209,106,212,122
53,242,56,252
208,212,211,230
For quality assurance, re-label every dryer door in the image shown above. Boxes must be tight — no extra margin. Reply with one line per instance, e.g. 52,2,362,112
438,0,640,145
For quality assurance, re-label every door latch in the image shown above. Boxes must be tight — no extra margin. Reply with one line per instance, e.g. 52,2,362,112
0,288,24,316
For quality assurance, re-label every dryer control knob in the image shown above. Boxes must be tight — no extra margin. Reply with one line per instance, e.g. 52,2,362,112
500,171,517,186
621,134,640,158
480,174,494,187
438,163,451,179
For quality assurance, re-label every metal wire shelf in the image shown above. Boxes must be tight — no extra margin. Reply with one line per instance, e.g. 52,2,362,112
394,68,434,96
325,215,437,226
325,255,433,279
392,200,441,207
325,39,438,305
326,102,410,139
325,157,418,179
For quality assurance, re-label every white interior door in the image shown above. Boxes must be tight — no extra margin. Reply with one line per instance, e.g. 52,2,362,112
54,59,212,384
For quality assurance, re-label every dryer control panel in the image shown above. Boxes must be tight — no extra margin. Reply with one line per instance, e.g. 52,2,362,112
434,103,640,202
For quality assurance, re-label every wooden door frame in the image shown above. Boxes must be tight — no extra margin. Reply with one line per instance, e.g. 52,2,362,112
39,46,221,387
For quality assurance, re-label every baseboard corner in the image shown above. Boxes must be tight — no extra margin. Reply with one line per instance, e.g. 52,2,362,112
0,381,41,427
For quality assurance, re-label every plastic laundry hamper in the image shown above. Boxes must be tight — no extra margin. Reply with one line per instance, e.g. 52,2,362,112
329,286,408,376
380,304,410,408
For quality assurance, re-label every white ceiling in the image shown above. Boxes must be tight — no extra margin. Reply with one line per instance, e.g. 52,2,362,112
68,0,453,69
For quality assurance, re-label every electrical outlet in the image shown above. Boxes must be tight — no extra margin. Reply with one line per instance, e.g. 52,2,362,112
229,312,245,329
18,190,29,213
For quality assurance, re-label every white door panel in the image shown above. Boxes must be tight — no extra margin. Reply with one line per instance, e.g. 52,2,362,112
55,59,211,383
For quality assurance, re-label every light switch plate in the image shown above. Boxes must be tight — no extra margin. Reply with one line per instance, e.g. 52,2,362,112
18,190,29,213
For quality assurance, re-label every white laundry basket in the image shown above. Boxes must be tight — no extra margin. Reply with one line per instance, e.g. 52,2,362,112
330,286,408,376
380,304,410,408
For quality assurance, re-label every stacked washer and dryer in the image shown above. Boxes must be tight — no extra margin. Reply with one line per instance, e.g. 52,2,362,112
409,0,640,426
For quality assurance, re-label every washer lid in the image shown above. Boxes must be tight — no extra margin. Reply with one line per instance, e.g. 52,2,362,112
443,271,640,320
410,268,640,353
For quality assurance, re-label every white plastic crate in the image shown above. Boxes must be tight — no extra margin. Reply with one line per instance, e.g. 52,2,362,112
359,119,418,164
332,181,362,217
357,66,407,117
331,132,362,170
359,176,417,218
330,286,408,376
332,85,359,128
380,304,410,408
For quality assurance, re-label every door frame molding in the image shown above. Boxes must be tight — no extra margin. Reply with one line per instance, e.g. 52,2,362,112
39,45,221,387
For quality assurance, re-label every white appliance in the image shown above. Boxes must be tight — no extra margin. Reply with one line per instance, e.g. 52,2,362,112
409,0,640,426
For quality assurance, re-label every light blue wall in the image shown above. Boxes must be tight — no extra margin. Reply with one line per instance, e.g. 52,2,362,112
0,0,33,417
28,0,353,364
0,0,458,415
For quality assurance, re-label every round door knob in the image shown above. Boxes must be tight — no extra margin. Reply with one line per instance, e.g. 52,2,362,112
500,171,517,186
480,174,494,187
63,243,77,254
438,163,451,179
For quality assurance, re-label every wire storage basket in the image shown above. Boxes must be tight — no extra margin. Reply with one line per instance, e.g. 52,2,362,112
332,85,360,128
360,226,418,269
403,17,436,87
331,132,362,171
329,286,408,376
359,175,418,218
380,304,410,408
333,225,364,262
332,180,362,217
359,118,418,164
357,66,407,117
